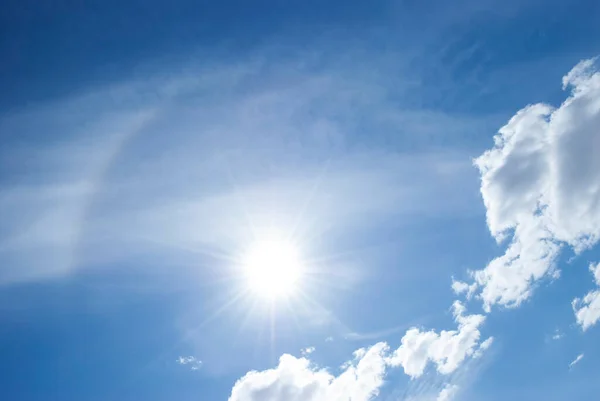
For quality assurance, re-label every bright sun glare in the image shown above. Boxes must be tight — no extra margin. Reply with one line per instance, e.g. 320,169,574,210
242,239,303,299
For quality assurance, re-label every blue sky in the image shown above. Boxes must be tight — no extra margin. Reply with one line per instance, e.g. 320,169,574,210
1,1,600,400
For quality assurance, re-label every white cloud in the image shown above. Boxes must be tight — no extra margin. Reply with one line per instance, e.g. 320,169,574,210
472,336,494,359
437,384,459,401
573,290,600,331
229,301,494,401
551,329,564,341
451,279,477,300
388,301,487,378
573,262,600,330
228,342,388,401
592,262,600,285
462,57,600,311
177,355,202,370
568,353,584,369
177,356,195,364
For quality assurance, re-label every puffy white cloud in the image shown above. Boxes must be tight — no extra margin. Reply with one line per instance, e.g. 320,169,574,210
465,57,600,311
573,262,600,330
437,384,459,401
388,301,487,378
229,303,494,401
451,279,477,300
228,342,388,401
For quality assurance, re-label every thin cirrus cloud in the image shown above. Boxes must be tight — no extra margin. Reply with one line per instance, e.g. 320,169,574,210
0,54,487,287
437,384,459,401
0,106,155,285
568,353,584,370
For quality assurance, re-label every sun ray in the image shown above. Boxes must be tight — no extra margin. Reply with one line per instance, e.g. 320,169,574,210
269,302,277,364
140,236,239,263
292,287,355,335
128,287,251,387
195,288,251,330
280,295,303,333
288,159,331,241
231,295,263,345
223,153,259,241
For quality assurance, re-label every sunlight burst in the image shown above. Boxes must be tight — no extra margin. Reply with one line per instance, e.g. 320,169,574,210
242,239,303,299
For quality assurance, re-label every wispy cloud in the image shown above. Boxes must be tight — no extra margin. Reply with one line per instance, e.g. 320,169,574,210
0,106,155,285
568,353,584,369
437,383,459,401
344,323,420,342
177,356,202,371
0,50,490,287
551,329,564,341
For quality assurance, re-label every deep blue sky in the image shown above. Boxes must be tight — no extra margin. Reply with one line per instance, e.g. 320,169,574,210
1,1,600,401
2,0,599,112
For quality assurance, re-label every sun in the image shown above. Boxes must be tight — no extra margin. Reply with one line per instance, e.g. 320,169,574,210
242,238,303,299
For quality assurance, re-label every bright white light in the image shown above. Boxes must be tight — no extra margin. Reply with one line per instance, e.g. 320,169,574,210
242,239,303,299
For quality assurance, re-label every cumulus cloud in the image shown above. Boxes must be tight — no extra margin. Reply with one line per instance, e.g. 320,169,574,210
229,301,494,400
568,353,584,369
573,262,600,330
388,301,488,378
451,279,477,300
228,342,388,401
463,57,600,311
